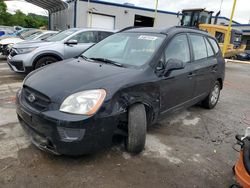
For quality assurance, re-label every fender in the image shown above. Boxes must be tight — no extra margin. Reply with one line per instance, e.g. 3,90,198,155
32,51,64,67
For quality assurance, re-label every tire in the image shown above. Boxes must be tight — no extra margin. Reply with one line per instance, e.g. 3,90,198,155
125,104,147,154
202,81,221,109
34,56,58,70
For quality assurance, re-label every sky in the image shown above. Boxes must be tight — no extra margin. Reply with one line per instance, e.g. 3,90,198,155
5,0,250,24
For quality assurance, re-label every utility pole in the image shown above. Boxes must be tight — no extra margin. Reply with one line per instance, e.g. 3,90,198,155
153,0,158,27
222,0,237,57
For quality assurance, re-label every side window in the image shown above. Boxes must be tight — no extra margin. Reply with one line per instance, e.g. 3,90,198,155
165,35,190,64
70,31,97,43
98,32,112,41
204,37,214,57
215,31,225,43
208,38,220,54
190,35,207,60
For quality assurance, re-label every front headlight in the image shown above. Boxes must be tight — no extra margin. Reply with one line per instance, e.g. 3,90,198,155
7,43,14,49
60,89,106,115
16,47,37,54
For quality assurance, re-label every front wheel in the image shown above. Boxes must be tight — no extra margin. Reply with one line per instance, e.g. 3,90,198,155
202,81,221,109
34,56,58,70
125,104,147,154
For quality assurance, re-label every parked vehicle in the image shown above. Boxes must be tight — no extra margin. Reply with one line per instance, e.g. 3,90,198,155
8,28,114,73
0,31,58,56
235,52,250,61
0,29,42,55
0,28,14,37
0,28,30,40
16,26,225,155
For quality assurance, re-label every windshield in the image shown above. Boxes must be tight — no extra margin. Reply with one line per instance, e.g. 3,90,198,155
82,33,165,67
46,29,78,42
25,32,43,40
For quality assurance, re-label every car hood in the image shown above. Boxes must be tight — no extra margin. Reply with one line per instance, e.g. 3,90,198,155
24,58,138,103
13,40,59,48
0,35,15,40
0,37,24,45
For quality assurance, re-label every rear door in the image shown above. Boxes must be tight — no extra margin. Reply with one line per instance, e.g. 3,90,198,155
159,34,196,113
64,31,98,59
188,34,216,98
206,37,221,86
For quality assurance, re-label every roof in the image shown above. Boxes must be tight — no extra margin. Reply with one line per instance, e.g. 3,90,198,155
25,0,68,13
182,8,213,13
124,26,210,36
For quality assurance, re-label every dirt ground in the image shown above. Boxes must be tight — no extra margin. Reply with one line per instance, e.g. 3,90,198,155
0,57,250,188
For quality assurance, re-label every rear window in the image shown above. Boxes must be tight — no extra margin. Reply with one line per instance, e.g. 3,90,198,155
190,35,207,60
208,38,220,54
204,38,214,57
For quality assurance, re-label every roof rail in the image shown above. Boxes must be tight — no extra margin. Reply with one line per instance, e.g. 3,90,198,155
174,26,208,33
118,26,144,32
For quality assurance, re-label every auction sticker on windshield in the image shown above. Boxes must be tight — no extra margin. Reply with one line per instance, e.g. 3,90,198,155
138,35,158,41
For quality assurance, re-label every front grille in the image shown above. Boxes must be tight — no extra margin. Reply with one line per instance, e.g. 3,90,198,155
22,86,51,111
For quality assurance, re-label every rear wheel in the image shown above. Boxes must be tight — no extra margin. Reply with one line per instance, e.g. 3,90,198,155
34,56,58,70
125,104,147,154
202,81,221,109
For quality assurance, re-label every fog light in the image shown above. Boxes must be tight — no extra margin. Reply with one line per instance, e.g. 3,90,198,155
57,127,85,142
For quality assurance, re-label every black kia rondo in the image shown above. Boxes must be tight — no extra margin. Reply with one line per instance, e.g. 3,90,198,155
16,27,225,155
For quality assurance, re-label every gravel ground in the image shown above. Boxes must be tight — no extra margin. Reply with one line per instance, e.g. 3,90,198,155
0,57,250,188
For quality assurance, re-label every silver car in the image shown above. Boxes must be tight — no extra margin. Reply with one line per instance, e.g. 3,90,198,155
7,28,114,73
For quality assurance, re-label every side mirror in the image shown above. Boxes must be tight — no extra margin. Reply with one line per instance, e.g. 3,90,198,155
164,58,185,75
64,39,78,45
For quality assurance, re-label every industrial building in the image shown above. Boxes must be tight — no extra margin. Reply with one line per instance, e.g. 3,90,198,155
26,0,250,51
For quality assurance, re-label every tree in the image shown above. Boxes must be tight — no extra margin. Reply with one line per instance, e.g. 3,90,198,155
0,0,48,28
0,0,8,25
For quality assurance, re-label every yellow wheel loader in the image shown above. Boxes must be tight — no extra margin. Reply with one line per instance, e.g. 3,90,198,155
180,8,246,58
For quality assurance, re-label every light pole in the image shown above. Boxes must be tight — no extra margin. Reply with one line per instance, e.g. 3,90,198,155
222,0,237,57
153,0,158,27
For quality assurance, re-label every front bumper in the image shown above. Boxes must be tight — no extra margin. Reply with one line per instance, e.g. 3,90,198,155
7,51,33,73
16,91,125,155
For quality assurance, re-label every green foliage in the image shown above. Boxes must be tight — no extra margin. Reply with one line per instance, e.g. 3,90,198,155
0,0,48,28
0,0,8,25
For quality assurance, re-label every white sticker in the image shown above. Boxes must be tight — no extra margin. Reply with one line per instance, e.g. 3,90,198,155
138,35,158,41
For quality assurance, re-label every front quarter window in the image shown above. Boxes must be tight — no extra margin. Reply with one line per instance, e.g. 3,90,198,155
82,33,165,67
165,34,190,64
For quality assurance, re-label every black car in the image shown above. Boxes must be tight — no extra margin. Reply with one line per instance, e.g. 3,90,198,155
16,26,225,155
236,52,250,61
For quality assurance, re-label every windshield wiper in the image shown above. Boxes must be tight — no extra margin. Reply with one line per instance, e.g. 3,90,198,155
79,55,94,61
89,58,124,67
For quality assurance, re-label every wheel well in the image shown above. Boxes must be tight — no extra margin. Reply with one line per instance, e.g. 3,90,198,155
33,54,63,69
217,78,223,89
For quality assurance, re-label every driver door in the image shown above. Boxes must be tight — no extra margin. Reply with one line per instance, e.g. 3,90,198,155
64,31,97,59
159,34,196,114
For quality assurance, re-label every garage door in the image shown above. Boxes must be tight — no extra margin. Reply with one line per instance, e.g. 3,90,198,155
88,13,115,30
